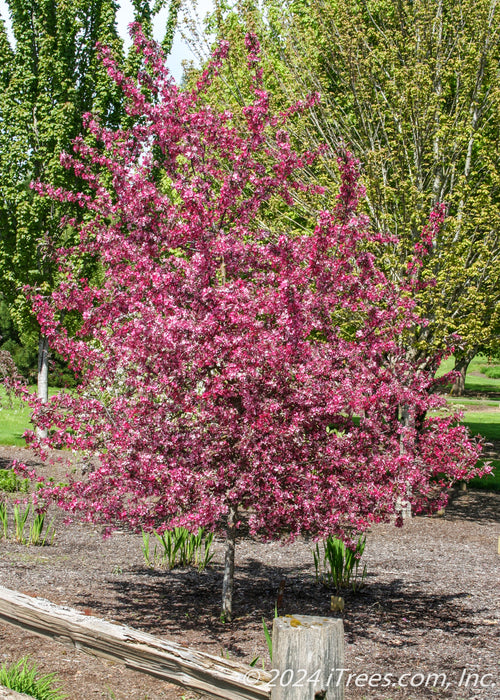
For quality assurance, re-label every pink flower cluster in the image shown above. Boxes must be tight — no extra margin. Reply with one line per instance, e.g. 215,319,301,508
21,29,486,541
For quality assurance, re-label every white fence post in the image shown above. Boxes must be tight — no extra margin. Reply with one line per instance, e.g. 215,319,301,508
271,615,344,700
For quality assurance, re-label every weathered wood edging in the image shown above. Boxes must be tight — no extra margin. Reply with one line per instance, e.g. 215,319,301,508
0,688,37,700
0,585,272,700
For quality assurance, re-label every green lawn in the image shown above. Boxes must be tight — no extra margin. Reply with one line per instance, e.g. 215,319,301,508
432,356,500,490
436,354,500,394
0,394,33,446
468,459,500,490
0,387,60,447
461,412,500,442
460,374,500,394
459,411,500,491
445,397,499,407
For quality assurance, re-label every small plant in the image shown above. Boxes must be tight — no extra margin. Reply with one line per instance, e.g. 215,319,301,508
3,504,55,545
0,501,8,538
13,503,30,543
313,534,367,592
0,657,67,700
262,617,273,662
142,526,214,571
262,603,278,662
141,530,152,566
29,511,55,546
0,468,29,493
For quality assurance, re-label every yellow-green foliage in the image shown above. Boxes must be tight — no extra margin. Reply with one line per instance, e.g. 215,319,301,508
198,0,500,363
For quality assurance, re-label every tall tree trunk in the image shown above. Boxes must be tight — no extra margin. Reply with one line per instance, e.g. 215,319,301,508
221,504,237,622
451,354,473,396
36,334,49,439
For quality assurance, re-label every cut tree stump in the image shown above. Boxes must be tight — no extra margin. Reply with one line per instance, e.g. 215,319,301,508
271,615,344,700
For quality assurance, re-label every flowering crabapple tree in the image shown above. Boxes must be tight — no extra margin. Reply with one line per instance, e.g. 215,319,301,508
20,28,485,620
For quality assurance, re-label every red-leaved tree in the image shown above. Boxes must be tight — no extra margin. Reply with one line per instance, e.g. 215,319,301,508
19,28,485,619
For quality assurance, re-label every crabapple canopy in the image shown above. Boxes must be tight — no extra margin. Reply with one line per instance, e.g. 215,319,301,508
25,29,483,549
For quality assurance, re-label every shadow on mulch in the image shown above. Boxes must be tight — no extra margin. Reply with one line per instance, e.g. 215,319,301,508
72,557,480,658
444,488,500,523
0,454,40,471
462,388,500,400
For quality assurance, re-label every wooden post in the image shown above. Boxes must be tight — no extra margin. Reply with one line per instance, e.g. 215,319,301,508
271,615,344,700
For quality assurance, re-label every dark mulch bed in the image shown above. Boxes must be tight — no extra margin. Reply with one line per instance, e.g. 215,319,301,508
0,445,498,699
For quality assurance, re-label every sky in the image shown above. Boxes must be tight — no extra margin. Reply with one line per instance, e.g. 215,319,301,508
0,0,214,83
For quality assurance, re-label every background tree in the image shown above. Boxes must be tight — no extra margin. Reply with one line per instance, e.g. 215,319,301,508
125,0,182,77
199,0,500,390
21,30,483,620
0,0,124,410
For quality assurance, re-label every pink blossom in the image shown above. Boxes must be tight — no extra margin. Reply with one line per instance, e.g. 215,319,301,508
19,30,487,544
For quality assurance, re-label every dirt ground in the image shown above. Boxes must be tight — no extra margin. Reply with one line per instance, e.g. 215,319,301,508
0,445,498,700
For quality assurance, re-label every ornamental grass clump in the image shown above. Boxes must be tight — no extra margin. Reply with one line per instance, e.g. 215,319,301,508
0,501,7,538
0,657,66,700
142,526,214,571
29,510,56,546
16,27,487,620
13,503,30,543
313,535,367,592
1,503,55,545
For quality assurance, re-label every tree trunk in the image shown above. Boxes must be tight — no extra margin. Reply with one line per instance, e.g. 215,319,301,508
36,334,49,439
221,504,237,622
397,405,412,520
451,355,473,396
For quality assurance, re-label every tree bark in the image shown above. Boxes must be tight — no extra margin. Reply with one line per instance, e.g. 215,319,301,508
397,405,412,520
36,334,49,439
221,504,237,622
451,354,473,396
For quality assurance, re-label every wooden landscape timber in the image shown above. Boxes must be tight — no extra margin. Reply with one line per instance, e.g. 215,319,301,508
0,586,272,700
0,586,346,699
0,688,36,700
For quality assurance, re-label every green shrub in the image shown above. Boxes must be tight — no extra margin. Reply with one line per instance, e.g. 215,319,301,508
480,365,500,379
0,468,29,493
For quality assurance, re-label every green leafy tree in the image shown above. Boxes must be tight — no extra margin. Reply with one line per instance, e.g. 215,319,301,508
200,0,500,392
0,0,124,408
126,0,182,76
